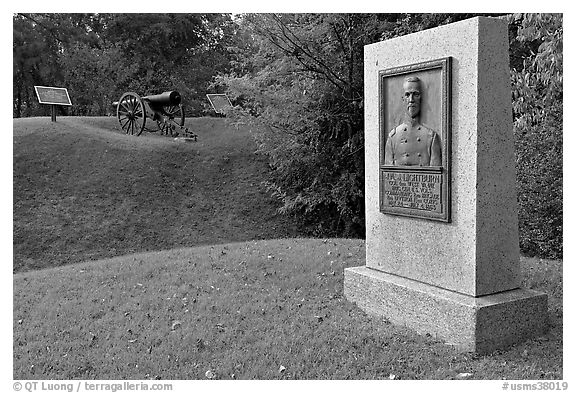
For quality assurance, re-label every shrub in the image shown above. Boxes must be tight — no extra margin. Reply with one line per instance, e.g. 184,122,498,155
510,13,563,259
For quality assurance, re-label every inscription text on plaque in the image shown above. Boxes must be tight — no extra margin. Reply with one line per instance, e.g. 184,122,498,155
382,171,442,212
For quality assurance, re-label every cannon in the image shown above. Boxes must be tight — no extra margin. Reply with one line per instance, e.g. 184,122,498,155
113,91,197,140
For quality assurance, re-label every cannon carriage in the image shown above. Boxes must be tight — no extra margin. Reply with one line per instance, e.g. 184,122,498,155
113,91,197,140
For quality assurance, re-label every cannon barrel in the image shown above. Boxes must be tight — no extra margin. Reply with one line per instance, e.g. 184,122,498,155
143,91,181,106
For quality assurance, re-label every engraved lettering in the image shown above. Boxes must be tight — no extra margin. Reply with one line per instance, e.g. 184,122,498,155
382,171,442,212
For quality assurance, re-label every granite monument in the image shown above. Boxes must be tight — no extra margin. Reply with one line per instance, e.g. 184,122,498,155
344,16,548,353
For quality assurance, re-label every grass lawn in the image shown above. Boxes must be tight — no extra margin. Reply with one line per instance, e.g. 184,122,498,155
13,117,304,273
12,117,563,380
13,239,562,380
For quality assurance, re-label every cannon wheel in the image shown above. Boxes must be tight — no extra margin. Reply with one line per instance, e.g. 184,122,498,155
157,104,185,135
117,92,146,136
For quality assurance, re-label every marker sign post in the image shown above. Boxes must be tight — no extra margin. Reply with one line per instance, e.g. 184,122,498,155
206,94,232,115
34,86,72,122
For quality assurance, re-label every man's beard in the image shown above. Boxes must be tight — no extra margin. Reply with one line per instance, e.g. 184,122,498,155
407,105,419,118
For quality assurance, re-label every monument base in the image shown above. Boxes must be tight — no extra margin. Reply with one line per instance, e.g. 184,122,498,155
344,266,548,353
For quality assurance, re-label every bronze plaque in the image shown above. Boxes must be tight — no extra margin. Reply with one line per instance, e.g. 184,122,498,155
379,57,451,222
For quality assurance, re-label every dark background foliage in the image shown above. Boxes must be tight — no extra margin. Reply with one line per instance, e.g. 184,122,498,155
508,14,562,259
13,13,237,117
13,13,563,259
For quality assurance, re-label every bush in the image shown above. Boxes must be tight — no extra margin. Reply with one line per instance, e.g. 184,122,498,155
510,13,563,259
222,14,563,258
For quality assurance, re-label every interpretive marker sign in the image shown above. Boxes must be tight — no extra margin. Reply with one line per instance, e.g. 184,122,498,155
379,57,451,222
206,94,232,114
34,86,72,106
34,86,72,122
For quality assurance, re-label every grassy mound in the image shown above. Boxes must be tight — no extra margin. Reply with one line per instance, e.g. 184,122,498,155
13,239,562,380
12,116,563,380
13,117,304,273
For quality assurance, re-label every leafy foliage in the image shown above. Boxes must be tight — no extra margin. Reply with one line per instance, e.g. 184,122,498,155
58,42,134,116
13,13,235,117
221,13,562,256
220,14,484,237
13,14,66,117
220,14,384,236
509,13,563,258
13,13,563,258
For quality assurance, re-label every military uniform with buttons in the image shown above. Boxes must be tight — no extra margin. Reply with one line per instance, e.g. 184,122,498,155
384,123,442,166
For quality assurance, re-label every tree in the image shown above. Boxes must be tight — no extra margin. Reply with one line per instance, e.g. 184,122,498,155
13,13,236,117
101,13,236,115
13,13,112,117
220,14,381,235
220,13,482,237
509,13,563,259
58,42,137,116
13,14,62,117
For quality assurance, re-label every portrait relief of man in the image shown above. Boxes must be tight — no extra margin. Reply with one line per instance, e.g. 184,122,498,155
384,76,442,166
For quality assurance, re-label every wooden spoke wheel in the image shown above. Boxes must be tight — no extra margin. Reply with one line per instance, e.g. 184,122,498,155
117,92,146,136
157,104,185,135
